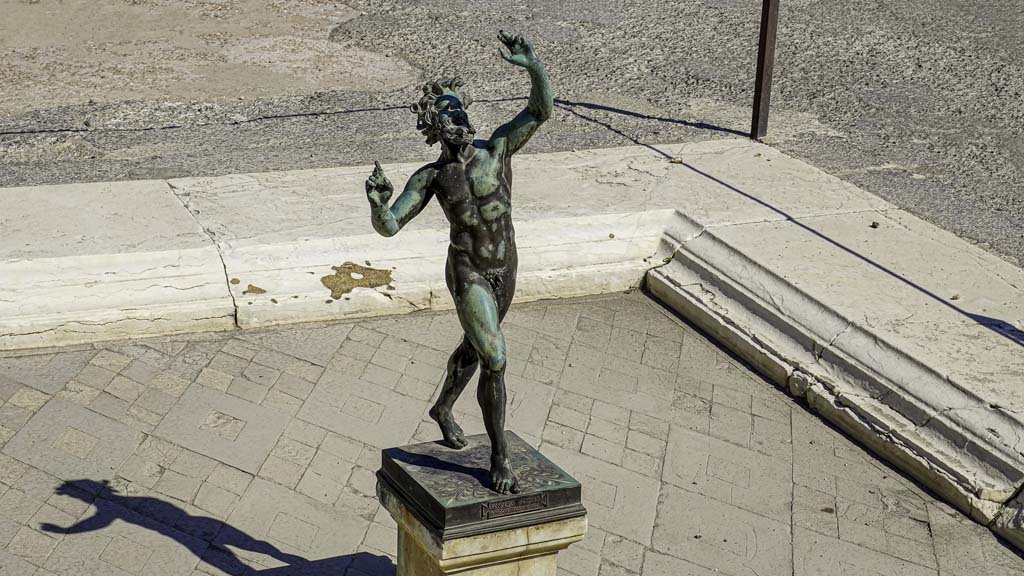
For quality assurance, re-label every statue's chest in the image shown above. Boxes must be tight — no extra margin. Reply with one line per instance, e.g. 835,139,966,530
438,158,506,204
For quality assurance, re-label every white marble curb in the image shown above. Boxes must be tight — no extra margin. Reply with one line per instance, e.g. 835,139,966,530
2,139,1023,549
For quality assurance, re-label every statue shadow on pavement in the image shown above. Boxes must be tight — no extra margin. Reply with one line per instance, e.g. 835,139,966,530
40,479,395,576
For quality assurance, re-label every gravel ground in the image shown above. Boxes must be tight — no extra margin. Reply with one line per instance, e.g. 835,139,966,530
1,0,1021,264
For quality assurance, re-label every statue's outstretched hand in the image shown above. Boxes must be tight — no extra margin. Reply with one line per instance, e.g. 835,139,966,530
365,161,393,206
498,30,537,68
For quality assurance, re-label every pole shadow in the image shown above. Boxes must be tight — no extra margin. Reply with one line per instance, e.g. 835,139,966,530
40,479,395,576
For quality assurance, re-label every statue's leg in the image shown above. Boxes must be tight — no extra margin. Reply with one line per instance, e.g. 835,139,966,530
448,269,518,493
428,336,477,449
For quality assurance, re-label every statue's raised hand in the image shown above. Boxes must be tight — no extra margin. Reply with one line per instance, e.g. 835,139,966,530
365,161,393,206
498,30,537,68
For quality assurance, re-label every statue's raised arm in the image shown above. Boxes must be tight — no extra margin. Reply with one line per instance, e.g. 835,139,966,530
489,31,553,156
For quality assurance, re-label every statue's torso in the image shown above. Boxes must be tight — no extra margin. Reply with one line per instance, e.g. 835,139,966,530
433,143,516,270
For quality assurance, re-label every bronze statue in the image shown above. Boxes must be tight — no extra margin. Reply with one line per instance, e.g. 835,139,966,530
366,31,552,494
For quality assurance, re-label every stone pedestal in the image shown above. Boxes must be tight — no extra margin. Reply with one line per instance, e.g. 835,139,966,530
377,432,587,576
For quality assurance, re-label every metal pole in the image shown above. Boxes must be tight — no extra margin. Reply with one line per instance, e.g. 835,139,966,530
751,0,780,140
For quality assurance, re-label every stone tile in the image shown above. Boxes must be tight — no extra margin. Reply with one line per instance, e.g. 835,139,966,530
709,402,751,447
240,323,350,365
55,381,102,406
226,377,268,404
8,526,59,566
627,412,669,440
307,450,354,485
195,368,233,393
624,430,663,457
582,435,624,465
243,363,280,388
155,469,202,502
105,376,146,403
587,418,627,444
271,438,316,468
296,469,345,505
750,414,793,460
504,375,556,439
194,483,239,519
0,351,94,394
150,370,191,398
0,452,29,485
15,467,63,502
206,464,252,496
653,484,792,576
72,365,119,391
154,386,289,473
8,388,50,412
601,535,644,572
560,543,602,576
90,350,133,373
99,536,154,573
319,433,364,463
0,403,33,431
135,389,177,416
663,425,792,524
207,353,249,377
220,478,368,562
928,503,1023,576
550,405,590,432
642,550,721,576
258,455,305,489
273,373,315,400
393,374,436,401
260,389,303,417
281,420,327,448
298,372,426,449
52,428,99,459
541,444,659,545
0,488,44,523
712,386,751,412
118,455,164,489
88,392,129,420
621,448,661,478
591,401,629,427
794,526,936,576
542,422,585,452
554,389,594,414
0,548,38,575
793,484,839,538
3,399,143,483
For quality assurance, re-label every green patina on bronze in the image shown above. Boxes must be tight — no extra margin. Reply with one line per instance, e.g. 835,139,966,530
363,31,552,495
320,262,394,300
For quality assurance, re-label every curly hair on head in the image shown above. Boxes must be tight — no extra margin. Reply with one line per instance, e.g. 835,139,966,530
409,77,472,146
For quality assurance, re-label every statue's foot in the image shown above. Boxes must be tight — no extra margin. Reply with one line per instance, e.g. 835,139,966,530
490,455,520,494
429,406,468,449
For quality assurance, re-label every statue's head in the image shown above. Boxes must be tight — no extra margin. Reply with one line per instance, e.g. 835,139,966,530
410,78,475,147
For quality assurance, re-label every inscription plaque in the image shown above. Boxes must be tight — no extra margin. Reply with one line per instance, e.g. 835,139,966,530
482,493,548,520
377,432,585,540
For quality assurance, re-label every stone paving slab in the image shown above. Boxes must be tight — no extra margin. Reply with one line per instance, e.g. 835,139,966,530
0,293,1021,576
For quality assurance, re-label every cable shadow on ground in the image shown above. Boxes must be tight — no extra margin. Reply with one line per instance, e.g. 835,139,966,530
40,479,395,576
675,162,1024,349
476,96,747,139
556,103,1023,349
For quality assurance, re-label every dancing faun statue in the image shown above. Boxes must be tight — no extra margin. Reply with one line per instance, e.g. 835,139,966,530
365,31,552,494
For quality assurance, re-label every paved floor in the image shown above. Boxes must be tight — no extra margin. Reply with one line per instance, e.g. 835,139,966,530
0,293,1021,576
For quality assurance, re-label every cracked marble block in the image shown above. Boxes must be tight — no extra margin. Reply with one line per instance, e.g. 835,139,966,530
377,433,586,576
